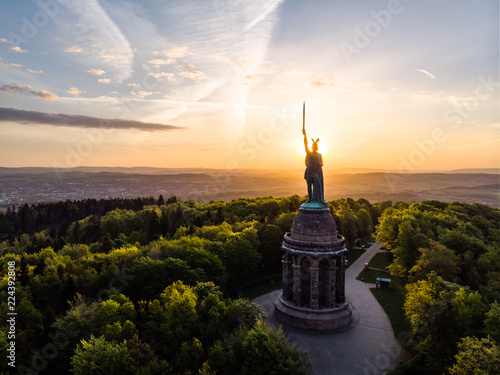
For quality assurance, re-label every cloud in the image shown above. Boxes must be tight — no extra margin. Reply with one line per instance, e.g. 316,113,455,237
147,72,175,81
88,68,106,76
10,46,28,53
415,69,437,79
130,91,157,98
63,0,134,81
147,58,176,66
311,80,335,89
243,75,263,85
179,70,208,82
26,69,44,74
0,38,7,43
0,57,22,68
33,91,59,101
98,78,111,84
64,45,83,53
0,85,59,101
153,46,189,58
0,107,184,132
67,87,84,97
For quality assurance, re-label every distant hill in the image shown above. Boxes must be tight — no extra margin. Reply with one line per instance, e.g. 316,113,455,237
2,166,498,175
449,168,500,174
0,167,498,209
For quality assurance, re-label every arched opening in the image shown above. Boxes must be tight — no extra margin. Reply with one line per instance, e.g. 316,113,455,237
300,257,311,307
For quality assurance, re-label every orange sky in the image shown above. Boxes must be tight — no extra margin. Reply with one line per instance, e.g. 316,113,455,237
0,1,498,171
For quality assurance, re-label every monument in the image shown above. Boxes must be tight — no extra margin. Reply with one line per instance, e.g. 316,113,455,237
274,103,352,331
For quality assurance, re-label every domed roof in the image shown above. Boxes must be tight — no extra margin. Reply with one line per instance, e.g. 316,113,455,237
290,209,338,242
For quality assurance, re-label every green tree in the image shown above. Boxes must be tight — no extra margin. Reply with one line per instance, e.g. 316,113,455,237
240,321,311,375
405,272,487,373
71,335,137,375
258,224,284,271
485,301,500,343
409,241,460,282
448,336,500,375
356,208,373,237
389,220,428,279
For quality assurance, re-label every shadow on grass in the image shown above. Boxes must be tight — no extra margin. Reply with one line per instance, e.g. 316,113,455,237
368,252,392,269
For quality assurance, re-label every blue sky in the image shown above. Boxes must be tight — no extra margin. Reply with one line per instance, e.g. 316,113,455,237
0,0,498,170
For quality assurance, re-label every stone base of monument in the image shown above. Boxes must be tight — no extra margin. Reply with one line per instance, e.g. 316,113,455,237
274,293,352,331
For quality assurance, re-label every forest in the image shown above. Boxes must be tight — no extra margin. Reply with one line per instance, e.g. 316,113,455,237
0,195,381,375
0,195,499,374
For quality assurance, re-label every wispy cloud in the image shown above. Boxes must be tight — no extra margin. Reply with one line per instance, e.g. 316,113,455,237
10,46,28,53
98,78,111,84
63,0,134,81
26,69,44,74
147,72,175,81
154,46,189,58
88,68,106,76
63,45,83,53
150,0,284,132
147,58,176,66
0,84,59,101
0,107,184,132
66,87,84,97
130,91,158,98
415,69,437,79
179,70,208,82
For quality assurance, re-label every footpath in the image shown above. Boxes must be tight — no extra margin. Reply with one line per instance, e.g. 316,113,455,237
252,243,411,375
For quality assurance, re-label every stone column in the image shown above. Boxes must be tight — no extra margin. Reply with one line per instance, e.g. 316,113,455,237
292,264,301,306
282,252,293,301
336,254,346,303
309,266,319,310
326,261,337,308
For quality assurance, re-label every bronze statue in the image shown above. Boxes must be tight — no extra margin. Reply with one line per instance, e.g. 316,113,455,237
302,103,328,209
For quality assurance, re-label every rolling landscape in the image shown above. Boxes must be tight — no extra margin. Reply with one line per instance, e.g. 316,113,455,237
0,167,498,210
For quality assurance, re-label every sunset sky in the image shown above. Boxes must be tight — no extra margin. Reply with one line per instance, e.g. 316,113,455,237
0,0,498,171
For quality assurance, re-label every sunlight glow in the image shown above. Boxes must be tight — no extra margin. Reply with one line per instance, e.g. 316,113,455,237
296,140,329,158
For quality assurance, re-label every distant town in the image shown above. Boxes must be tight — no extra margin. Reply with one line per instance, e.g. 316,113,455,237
1,167,498,210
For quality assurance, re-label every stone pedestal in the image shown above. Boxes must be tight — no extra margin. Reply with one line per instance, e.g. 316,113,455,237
274,207,351,331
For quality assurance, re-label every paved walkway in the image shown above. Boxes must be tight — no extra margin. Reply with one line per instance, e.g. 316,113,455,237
252,243,411,375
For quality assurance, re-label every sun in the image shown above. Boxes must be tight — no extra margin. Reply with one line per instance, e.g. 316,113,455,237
296,140,329,157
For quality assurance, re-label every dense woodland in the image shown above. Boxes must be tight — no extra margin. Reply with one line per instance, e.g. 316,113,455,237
0,195,383,375
377,200,500,374
0,195,499,374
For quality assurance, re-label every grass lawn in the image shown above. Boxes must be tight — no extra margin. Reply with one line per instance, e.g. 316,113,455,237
356,268,390,283
346,248,364,268
368,252,392,270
